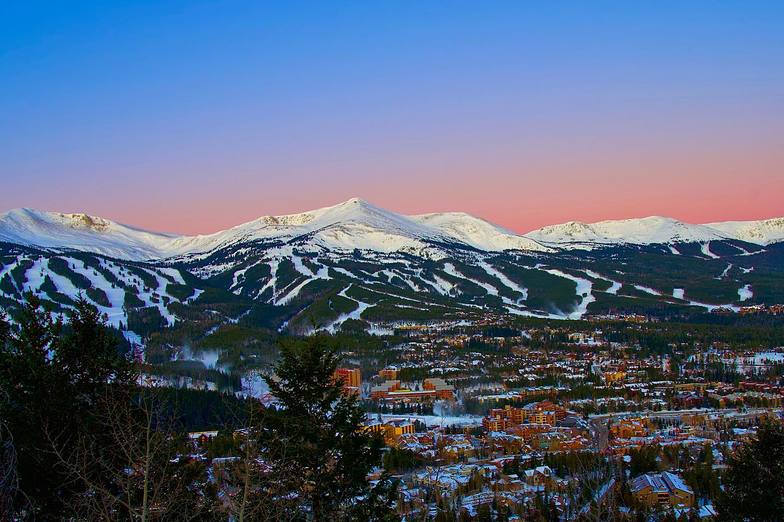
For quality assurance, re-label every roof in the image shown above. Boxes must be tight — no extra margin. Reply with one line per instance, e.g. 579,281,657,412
630,473,668,494
662,471,693,494
630,471,693,496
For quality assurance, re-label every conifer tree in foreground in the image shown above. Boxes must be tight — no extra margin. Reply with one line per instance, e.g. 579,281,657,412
717,416,784,522
1,300,396,520
0,296,214,521
0,295,136,519
255,335,398,521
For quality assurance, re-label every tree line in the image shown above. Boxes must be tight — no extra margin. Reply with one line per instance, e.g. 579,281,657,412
0,295,397,521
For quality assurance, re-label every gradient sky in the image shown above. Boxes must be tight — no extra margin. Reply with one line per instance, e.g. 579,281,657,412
1,1,782,235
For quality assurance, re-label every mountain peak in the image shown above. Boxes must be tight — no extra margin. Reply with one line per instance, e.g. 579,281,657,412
2,202,783,260
324,197,375,210
525,215,734,248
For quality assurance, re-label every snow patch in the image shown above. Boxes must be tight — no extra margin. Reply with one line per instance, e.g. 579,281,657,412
320,284,374,334
738,284,753,302
634,284,661,296
541,269,595,319
584,270,620,295
701,242,720,259
477,260,527,301
442,262,498,296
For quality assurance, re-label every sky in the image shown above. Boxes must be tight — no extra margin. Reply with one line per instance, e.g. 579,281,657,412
1,1,782,235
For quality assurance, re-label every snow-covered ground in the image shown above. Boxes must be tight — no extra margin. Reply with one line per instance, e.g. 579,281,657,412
701,242,720,259
478,260,527,301
634,284,661,296
584,270,620,294
542,269,595,319
526,216,736,249
2,201,782,261
320,284,374,334
708,217,784,245
738,284,753,301
174,346,227,372
442,262,499,296
377,413,483,427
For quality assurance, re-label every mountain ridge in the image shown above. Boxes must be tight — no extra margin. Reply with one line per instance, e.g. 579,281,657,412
2,198,783,341
2,199,782,261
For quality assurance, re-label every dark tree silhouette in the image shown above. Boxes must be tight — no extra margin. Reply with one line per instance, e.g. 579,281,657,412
256,335,397,521
717,417,784,521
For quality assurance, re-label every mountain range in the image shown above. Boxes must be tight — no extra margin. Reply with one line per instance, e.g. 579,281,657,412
1,198,783,344
2,198,783,261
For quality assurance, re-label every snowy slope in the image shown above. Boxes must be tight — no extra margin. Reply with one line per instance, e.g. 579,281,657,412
2,202,782,262
199,198,552,254
411,212,551,252
0,199,551,260
707,218,784,246
525,216,733,249
0,208,183,261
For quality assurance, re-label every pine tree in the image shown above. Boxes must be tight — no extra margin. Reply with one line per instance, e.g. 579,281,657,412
0,294,68,518
717,417,784,521
0,295,137,519
256,335,397,521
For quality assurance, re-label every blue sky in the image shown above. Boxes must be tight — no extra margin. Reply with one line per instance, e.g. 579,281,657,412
1,1,782,233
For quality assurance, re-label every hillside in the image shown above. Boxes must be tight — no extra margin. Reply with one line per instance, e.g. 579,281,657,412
1,199,783,345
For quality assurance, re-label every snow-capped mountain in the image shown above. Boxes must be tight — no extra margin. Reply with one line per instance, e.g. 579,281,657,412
411,212,551,252
3,199,781,262
524,216,735,249
1,199,554,261
0,208,181,261
1,198,782,340
0,202,445,261
706,217,784,246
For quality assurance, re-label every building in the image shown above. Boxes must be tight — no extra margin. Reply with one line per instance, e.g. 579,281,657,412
603,371,627,383
335,367,361,388
384,419,416,443
379,367,398,380
525,409,558,425
610,418,649,439
334,368,361,395
370,378,454,402
371,380,402,399
523,401,568,423
630,471,694,509
483,401,569,431
362,417,415,444
363,418,386,436
483,406,525,430
523,466,555,487
423,378,455,400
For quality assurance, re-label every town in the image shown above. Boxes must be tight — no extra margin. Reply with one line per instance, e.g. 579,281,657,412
179,315,784,521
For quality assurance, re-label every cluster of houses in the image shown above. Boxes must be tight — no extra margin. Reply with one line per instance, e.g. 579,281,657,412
168,321,784,520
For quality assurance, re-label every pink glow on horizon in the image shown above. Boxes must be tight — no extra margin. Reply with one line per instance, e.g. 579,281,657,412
4,135,782,236
9,150,781,237
6,119,781,236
